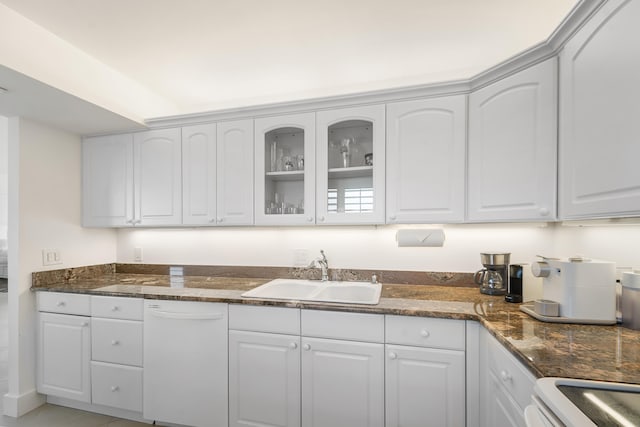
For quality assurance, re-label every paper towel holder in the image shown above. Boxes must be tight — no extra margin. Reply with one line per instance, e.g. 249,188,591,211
396,229,445,247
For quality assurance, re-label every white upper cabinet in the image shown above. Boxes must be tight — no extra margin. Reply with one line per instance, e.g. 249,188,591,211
386,96,466,223
83,129,182,227
559,0,640,219
217,119,255,226
183,121,254,226
468,58,557,222
316,105,386,225
182,124,217,225
255,113,316,225
82,134,134,227
133,128,182,226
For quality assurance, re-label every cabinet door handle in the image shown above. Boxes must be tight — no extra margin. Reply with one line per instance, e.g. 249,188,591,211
209,218,216,223
80,321,89,327
56,301,66,307
289,342,298,350
217,217,223,223
389,215,396,221
111,306,119,312
307,216,314,222
318,216,325,222
389,352,397,360
500,370,512,382
420,329,430,338
111,340,120,346
303,344,311,351
110,386,119,392
126,219,134,224
539,207,550,216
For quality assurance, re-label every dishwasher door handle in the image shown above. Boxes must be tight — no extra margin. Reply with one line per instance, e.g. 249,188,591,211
148,310,224,321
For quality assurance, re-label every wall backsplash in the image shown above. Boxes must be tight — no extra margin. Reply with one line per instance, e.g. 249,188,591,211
116,222,640,273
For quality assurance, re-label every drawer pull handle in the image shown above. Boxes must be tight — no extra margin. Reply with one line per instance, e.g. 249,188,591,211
56,301,66,307
389,352,398,360
500,370,512,382
111,340,120,346
81,322,89,327
303,344,311,351
420,329,430,338
110,386,119,392
111,306,119,312
290,342,298,350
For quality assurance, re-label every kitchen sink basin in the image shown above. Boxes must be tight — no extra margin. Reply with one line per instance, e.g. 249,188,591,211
311,283,381,304
241,278,382,305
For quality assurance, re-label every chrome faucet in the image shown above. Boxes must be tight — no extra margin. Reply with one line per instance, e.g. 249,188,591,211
309,250,329,281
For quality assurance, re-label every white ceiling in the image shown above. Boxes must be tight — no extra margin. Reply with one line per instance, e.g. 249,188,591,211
0,0,578,117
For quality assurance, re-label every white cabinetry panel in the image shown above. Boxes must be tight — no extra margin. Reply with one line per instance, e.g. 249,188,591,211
468,58,557,221
386,96,466,223
133,128,182,225
255,113,316,225
37,312,91,402
559,0,640,219
182,123,217,225
217,119,254,225
82,134,134,227
229,330,301,427
91,362,143,412
301,337,384,427
386,344,465,427
479,328,535,427
316,105,386,225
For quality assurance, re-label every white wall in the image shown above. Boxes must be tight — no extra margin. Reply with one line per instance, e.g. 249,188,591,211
0,116,7,240
4,117,117,417
116,222,640,272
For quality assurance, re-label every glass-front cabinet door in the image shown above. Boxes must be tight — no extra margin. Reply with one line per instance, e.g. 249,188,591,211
255,113,316,225
316,105,385,224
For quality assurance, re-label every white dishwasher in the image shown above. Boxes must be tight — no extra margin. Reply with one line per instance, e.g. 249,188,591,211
144,300,228,427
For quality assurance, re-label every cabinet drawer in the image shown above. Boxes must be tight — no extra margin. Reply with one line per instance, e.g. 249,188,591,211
91,296,143,320
486,333,536,410
229,304,300,335
91,361,142,412
38,292,91,316
302,310,384,343
385,315,465,350
92,318,143,366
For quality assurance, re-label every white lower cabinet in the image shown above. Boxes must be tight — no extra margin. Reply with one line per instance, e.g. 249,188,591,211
37,311,91,403
229,330,301,427
479,328,535,427
91,362,142,412
301,337,384,427
385,315,466,427
385,345,465,427
90,296,143,413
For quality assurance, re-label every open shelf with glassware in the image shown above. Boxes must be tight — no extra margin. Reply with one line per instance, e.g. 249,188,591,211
255,113,316,225
316,105,385,225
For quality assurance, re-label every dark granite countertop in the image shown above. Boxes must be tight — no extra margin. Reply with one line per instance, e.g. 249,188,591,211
32,271,640,385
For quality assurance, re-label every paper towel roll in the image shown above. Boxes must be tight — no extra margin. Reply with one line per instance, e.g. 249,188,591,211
396,229,445,247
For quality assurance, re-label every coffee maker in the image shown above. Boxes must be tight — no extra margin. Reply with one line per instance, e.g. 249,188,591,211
474,253,510,295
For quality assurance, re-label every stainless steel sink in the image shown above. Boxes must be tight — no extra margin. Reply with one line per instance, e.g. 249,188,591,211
241,278,382,305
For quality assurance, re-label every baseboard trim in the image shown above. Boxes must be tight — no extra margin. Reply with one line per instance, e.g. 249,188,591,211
3,389,46,417
46,396,151,424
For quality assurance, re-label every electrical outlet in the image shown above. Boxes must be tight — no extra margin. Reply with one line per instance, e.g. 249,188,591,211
42,249,62,266
134,247,143,262
293,249,309,267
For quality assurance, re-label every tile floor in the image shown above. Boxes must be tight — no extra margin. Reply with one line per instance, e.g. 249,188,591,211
0,292,151,427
